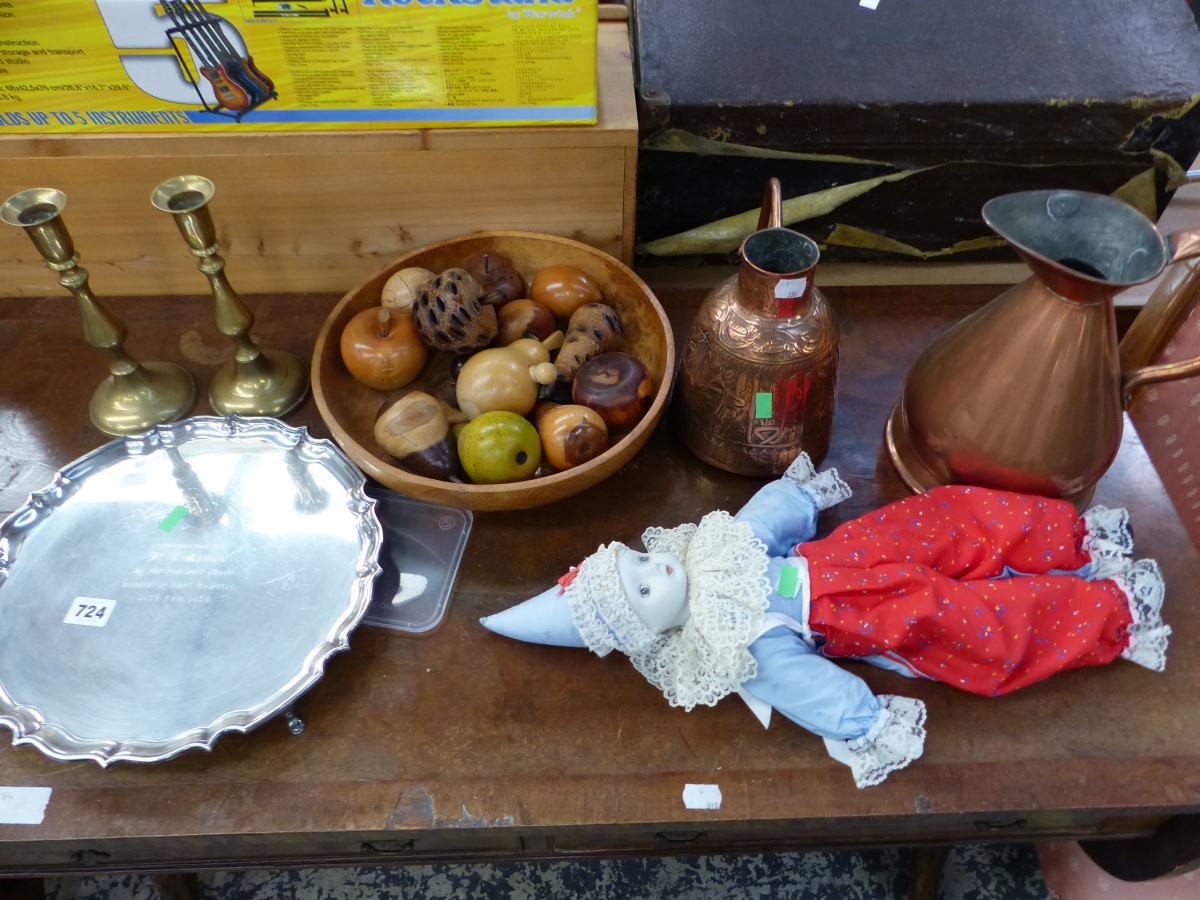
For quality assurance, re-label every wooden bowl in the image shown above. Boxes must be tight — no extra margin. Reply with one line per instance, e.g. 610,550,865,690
313,232,675,511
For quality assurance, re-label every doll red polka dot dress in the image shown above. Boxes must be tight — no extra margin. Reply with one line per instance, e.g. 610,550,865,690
798,485,1168,697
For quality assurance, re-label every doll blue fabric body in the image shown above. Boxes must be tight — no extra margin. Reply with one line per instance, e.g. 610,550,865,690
734,478,885,741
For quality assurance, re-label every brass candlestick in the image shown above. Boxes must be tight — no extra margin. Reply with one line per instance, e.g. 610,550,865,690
151,175,308,417
1,188,196,436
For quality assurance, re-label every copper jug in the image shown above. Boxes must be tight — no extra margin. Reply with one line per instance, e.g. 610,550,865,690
887,189,1200,508
673,179,839,475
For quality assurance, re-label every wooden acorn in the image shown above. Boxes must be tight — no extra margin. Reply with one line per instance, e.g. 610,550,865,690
555,302,624,382
375,391,463,481
413,268,498,354
462,251,526,306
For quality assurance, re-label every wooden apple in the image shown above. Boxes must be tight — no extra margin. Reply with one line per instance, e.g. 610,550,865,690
341,307,427,390
462,251,526,306
530,264,602,321
497,299,558,346
535,403,609,470
572,352,653,428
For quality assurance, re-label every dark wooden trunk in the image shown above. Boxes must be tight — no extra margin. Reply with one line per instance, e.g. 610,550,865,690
631,0,1200,262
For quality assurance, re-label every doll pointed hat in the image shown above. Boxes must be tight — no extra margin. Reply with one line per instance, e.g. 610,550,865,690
480,539,656,655
480,511,772,711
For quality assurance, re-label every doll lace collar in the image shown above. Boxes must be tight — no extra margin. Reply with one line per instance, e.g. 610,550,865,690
563,512,772,711
628,512,772,710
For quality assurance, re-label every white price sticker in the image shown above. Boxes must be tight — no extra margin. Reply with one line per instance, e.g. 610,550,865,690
0,787,51,824
774,277,808,299
682,783,722,810
63,598,116,628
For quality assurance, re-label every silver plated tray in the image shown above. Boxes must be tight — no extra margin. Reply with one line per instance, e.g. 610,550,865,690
0,416,381,765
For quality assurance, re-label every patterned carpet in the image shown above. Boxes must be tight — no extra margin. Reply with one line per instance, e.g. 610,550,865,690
45,843,1047,900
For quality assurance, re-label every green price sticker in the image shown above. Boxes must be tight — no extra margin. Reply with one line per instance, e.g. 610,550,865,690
754,392,773,419
158,505,189,533
777,565,800,598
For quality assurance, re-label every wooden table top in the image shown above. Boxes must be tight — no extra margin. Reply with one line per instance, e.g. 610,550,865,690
0,284,1196,875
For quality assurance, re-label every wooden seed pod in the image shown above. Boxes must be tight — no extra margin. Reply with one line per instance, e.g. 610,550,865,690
413,268,498,354
555,303,624,382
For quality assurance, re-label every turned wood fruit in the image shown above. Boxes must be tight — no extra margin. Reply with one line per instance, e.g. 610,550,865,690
497,299,557,346
530,264,603,321
536,403,609,470
555,303,624,382
456,411,541,484
462,251,526,306
456,338,557,420
572,352,653,428
375,391,462,481
381,267,434,314
341,307,427,390
413,268,498,354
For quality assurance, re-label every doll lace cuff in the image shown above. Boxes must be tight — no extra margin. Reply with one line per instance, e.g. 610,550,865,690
826,695,927,789
784,453,852,511
1080,506,1169,672
1081,505,1134,580
1113,559,1170,673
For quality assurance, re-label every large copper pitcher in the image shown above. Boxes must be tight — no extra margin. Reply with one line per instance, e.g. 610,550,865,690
673,179,839,475
887,189,1200,507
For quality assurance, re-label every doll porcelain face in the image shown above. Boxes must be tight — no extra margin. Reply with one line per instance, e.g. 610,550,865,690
617,549,689,634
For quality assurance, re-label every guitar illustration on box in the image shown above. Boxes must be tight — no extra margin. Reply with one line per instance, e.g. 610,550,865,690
162,0,276,119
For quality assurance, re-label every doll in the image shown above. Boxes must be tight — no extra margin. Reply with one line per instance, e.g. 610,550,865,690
480,455,1168,788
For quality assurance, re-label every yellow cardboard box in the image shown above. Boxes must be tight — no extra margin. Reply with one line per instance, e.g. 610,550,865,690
0,0,597,131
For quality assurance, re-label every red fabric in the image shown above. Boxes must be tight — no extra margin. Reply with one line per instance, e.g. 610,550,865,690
556,564,582,595
797,485,1134,697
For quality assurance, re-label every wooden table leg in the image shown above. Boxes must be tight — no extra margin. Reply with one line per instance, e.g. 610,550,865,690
910,845,951,900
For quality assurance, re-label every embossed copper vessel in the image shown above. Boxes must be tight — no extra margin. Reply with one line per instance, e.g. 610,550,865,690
673,179,838,475
887,189,1200,508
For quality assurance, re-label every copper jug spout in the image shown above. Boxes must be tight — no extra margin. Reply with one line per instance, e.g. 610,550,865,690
673,178,839,476
887,190,1200,508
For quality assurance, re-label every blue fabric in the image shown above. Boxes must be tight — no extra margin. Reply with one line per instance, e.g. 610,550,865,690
480,587,586,648
734,479,821,557
743,626,880,741
737,481,884,740
991,563,1094,579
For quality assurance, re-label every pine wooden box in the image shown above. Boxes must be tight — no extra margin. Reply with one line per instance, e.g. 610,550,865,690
0,24,636,299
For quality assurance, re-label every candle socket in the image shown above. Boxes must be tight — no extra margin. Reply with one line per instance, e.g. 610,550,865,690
1,188,196,436
152,175,308,418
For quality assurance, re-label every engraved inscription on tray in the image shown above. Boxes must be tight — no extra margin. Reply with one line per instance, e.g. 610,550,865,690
0,430,372,749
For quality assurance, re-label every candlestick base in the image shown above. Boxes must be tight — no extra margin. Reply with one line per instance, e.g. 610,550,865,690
90,361,197,436
210,349,308,418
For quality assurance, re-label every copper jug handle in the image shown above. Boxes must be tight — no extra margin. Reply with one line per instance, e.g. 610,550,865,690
756,177,783,231
1120,228,1200,406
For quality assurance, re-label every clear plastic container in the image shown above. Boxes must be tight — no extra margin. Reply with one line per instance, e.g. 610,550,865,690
361,485,472,633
